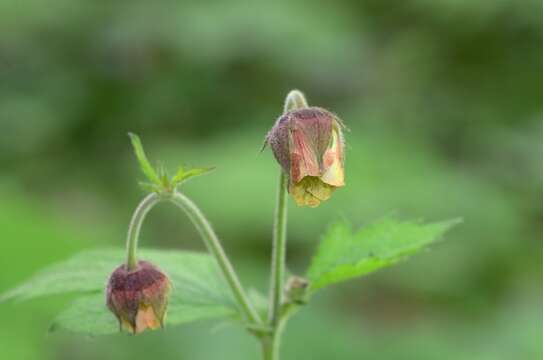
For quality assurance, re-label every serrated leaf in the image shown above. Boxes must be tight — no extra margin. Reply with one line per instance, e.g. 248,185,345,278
306,218,461,291
171,166,215,186
0,248,242,335
128,133,161,185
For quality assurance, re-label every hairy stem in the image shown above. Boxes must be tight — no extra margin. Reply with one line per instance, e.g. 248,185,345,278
264,89,309,359
283,89,308,112
261,335,277,360
262,304,299,360
125,191,262,327
170,191,263,326
268,172,288,326
269,90,309,323
126,192,161,270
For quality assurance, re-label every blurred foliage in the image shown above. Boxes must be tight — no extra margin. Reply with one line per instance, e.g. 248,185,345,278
1,248,241,335
1,217,457,336
1,0,542,359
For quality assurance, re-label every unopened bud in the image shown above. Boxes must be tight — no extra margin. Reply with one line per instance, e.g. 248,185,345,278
106,261,171,334
284,276,310,305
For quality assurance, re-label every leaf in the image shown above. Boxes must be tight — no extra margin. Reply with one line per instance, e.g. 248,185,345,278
128,133,214,191
128,133,161,185
171,166,215,187
0,248,241,335
306,218,461,291
49,293,236,335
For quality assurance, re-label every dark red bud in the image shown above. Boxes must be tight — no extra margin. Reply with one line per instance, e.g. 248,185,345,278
106,260,171,334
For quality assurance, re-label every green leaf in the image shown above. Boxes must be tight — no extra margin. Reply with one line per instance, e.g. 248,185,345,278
171,166,215,186
0,248,241,335
128,133,161,185
306,218,461,291
50,292,236,335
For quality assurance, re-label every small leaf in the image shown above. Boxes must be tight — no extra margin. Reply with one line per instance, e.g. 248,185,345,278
306,218,461,291
171,166,215,186
1,248,244,335
128,133,161,185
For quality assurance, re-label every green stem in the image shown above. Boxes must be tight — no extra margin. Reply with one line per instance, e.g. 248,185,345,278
261,331,281,360
283,89,308,112
170,191,263,326
126,192,161,270
269,90,308,324
125,191,262,327
268,89,308,325
263,89,309,360
261,335,276,360
268,172,288,326
262,304,299,360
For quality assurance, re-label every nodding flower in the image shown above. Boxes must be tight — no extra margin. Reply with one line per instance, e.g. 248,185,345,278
266,107,345,207
106,260,171,334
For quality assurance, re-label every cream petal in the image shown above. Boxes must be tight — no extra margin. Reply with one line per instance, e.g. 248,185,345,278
290,177,335,208
135,304,161,334
321,128,344,187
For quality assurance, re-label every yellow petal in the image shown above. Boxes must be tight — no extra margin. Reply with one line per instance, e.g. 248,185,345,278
321,128,344,187
135,304,161,334
120,317,135,333
290,177,335,207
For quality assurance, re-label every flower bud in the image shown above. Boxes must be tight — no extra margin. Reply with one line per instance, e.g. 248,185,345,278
106,260,171,334
284,276,310,305
267,107,345,207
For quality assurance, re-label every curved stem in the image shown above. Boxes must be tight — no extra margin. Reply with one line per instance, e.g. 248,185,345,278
284,89,308,113
169,191,263,326
263,90,309,359
269,90,307,324
268,172,288,326
126,192,161,270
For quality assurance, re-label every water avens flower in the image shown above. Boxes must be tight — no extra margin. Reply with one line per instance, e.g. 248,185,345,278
106,260,171,334
267,107,345,207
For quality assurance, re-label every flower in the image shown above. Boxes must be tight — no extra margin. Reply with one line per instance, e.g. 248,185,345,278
266,107,345,207
106,260,171,334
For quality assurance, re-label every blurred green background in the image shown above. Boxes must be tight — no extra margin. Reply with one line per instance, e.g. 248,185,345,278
1,0,542,359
